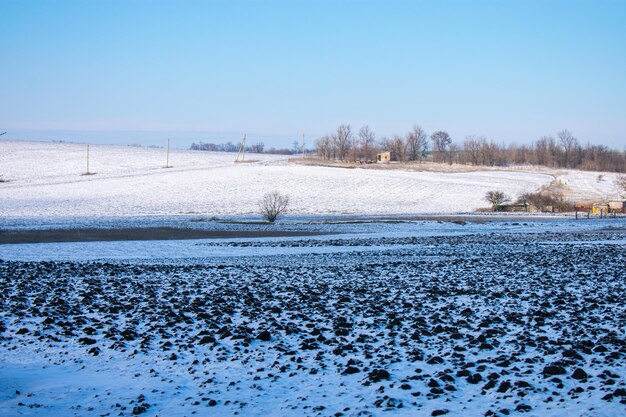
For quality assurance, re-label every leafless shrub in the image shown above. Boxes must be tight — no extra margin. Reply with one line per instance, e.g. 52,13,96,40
485,190,510,212
517,190,574,212
259,191,290,223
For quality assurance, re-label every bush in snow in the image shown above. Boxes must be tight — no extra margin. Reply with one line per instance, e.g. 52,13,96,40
259,191,290,223
485,190,510,212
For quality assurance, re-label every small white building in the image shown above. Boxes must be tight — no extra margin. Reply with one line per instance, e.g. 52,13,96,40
377,151,391,164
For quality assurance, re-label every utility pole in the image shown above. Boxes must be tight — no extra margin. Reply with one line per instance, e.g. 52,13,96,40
235,134,246,162
165,138,171,168
302,133,305,159
85,143,91,175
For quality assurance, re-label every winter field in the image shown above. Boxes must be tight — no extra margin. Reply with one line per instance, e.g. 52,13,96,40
1,140,625,416
1,219,626,417
1,140,623,218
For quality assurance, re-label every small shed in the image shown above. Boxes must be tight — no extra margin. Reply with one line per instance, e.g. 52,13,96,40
608,200,626,213
377,151,391,164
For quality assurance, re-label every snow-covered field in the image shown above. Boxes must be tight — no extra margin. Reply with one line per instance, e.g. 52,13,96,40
3,140,621,218
1,219,625,416
1,140,625,417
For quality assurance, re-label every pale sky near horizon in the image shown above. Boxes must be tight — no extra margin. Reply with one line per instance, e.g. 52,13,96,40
1,0,625,149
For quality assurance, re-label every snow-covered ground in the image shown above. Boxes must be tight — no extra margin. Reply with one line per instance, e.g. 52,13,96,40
556,169,624,202
1,140,625,417
2,140,621,218
1,219,625,416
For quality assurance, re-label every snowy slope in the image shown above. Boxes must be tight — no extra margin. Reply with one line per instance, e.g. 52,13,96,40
0,140,622,217
557,169,624,202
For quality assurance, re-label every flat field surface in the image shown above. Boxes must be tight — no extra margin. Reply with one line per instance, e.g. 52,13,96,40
1,218,625,416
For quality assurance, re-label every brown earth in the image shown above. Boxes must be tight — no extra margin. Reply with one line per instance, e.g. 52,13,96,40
0,227,329,245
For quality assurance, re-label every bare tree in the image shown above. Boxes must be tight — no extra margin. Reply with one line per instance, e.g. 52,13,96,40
535,135,556,167
350,134,359,163
480,138,503,166
292,141,301,155
358,125,376,162
431,130,452,163
332,124,352,161
250,142,265,153
406,125,429,161
463,135,482,165
315,135,332,160
485,190,510,212
259,191,290,223
557,129,579,168
449,143,462,164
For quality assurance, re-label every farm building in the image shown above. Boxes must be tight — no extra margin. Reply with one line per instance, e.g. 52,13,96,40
500,203,528,212
574,202,594,212
501,203,555,213
377,151,391,164
608,200,626,213
591,200,625,215
592,203,610,215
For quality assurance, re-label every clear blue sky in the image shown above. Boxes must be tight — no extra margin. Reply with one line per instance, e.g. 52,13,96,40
1,0,625,148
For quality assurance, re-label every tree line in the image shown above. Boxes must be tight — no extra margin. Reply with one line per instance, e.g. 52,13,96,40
191,141,312,156
191,141,265,153
314,124,626,173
